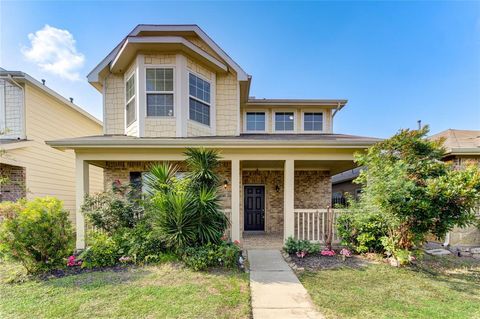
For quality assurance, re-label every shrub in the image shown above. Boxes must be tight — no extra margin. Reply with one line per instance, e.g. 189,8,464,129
81,182,143,234
182,242,241,271
336,210,389,253
341,126,480,264
0,197,74,273
113,223,166,263
284,237,320,256
0,200,25,221
80,231,120,268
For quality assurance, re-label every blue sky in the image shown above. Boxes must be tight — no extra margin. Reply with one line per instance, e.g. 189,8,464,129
1,1,479,138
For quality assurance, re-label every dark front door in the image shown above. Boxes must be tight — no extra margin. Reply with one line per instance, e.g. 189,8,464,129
244,185,265,231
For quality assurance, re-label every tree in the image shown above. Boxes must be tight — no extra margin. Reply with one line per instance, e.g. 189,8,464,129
344,126,480,262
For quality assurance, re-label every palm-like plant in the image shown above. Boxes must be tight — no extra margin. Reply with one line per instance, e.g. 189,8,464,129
143,162,178,196
147,148,228,249
195,187,229,245
184,148,220,189
152,191,197,250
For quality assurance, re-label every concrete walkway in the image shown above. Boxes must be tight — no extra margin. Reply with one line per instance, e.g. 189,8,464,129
248,250,323,319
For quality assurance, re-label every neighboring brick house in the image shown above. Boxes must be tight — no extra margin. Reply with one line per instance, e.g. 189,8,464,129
47,25,380,249
0,70,104,221
430,129,480,247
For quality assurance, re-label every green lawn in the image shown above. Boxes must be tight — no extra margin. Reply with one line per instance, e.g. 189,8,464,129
299,255,480,319
0,262,251,319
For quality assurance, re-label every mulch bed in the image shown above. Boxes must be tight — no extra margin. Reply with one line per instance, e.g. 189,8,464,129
289,253,372,271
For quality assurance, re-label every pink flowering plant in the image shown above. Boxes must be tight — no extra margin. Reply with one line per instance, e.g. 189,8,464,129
284,237,320,258
339,248,352,257
320,249,336,256
67,255,82,267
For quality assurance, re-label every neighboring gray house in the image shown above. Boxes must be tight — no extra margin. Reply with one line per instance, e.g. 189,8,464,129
331,167,362,205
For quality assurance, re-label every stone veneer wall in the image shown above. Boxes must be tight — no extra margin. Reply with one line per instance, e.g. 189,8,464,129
0,164,26,202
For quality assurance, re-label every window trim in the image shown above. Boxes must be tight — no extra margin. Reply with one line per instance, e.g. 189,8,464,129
244,110,267,133
145,65,175,118
188,71,212,127
301,111,324,133
272,110,296,133
124,71,136,128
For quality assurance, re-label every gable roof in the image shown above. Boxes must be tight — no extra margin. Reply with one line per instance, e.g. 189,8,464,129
430,129,480,156
87,24,249,89
0,69,102,126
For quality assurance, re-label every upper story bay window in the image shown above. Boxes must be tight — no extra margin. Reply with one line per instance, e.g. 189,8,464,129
125,74,136,126
245,112,266,132
303,112,323,131
189,73,211,126
146,68,174,117
274,112,295,132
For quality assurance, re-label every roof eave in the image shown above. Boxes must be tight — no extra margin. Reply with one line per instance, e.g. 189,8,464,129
46,138,378,150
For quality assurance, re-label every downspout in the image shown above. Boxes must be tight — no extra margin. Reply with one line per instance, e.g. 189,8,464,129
331,102,342,133
332,102,341,118
443,232,450,247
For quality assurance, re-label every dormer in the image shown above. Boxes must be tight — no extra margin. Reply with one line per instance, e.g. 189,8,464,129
88,25,250,138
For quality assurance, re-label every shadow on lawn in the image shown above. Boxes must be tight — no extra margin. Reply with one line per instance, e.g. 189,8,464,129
39,263,246,291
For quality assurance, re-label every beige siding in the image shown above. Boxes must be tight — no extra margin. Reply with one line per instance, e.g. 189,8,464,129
187,120,211,136
216,72,238,136
3,83,103,222
187,57,215,81
144,53,175,65
144,117,176,137
104,74,125,135
185,36,224,62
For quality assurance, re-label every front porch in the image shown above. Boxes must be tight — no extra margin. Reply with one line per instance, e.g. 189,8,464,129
73,148,359,250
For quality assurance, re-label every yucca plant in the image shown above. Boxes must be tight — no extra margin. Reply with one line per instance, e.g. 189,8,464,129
195,187,229,245
143,162,178,196
184,148,220,190
148,148,228,249
151,191,197,250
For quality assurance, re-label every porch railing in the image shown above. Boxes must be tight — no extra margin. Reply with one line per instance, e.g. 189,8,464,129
293,208,346,243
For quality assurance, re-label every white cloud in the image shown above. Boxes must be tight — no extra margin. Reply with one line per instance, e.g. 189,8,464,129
22,25,85,81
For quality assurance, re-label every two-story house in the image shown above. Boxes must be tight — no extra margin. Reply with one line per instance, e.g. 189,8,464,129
47,25,380,250
0,69,104,220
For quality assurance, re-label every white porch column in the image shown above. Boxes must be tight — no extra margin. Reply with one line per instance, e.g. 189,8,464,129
284,159,295,240
75,157,89,250
231,159,240,242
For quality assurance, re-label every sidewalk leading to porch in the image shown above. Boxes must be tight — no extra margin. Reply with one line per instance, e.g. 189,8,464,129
248,250,324,319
